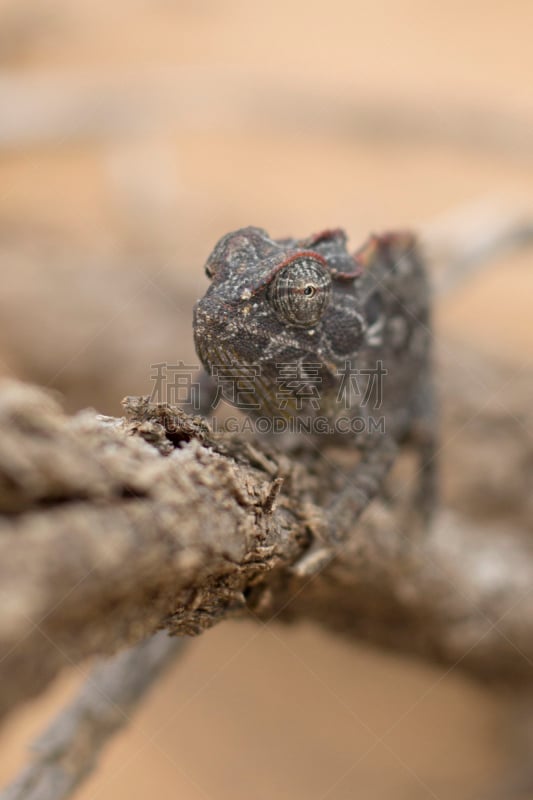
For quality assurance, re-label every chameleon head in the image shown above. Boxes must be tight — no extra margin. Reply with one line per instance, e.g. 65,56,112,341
193,226,367,416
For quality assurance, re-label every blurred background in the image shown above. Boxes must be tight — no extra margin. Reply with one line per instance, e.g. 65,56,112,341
0,1,532,798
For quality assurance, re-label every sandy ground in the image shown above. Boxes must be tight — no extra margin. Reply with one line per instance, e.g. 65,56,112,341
0,2,532,798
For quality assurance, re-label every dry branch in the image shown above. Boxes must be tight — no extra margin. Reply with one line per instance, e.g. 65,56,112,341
1,70,533,159
0,633,186,800
422,198,533,294
0,381,305,722
0,342,532,729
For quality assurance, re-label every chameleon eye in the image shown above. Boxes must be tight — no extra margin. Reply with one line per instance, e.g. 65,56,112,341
268,256,331,326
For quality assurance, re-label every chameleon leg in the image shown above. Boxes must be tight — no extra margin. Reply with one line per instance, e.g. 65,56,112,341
326,433,399,540
175,369,218,417
291,433,398,577
405,373,438,523
410,426,437,523
196,369,219,417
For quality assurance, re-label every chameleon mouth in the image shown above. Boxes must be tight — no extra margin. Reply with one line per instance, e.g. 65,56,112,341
198,340,306,420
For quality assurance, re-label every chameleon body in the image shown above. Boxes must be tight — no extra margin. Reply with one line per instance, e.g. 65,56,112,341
193,227,435,563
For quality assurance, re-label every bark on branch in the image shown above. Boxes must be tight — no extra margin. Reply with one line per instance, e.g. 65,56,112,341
0,341,532,727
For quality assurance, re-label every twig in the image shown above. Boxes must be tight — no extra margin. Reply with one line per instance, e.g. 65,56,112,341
422,197,533,294
1,71,533,160
0,633,186,800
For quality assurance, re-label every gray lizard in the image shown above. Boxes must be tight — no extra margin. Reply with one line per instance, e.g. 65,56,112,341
193,226,436,567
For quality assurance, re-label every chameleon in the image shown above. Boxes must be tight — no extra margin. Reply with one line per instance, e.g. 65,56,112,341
193,226,435,569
